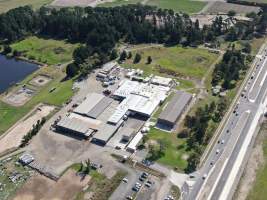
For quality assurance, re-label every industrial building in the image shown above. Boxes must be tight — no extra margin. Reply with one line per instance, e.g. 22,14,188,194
74,93,112,119
157,91,192,129
55,116,95,138
127,132,143,152
109,80,171,124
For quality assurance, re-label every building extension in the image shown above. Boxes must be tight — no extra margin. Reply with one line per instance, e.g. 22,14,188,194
157,91,192,129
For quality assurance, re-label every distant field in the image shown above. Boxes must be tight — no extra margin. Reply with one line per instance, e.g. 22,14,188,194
243,0,267,3
0,66,73,134
0,0,53,13
11,36,79,65
147,0,206,14
122,46,219,79
147,128,189,171
98,0,143,7
98,0,206,13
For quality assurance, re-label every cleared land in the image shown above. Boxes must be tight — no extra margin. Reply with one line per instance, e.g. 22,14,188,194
0,104,55,155
0,66,73,135
11,36,79,65
0,0,53,13
147,128,189,171
13,169,90,200
122,46,219,79
98,0,206,13
204,1,261,15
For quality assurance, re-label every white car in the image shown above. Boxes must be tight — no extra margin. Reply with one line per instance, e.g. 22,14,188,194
123,178,128,183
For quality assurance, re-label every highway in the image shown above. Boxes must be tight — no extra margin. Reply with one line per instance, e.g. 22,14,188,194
184,44,267,200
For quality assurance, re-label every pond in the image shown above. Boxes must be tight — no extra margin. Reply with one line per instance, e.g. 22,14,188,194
0,55,38,94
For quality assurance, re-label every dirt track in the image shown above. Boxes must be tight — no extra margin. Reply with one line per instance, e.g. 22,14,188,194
0,105,54,154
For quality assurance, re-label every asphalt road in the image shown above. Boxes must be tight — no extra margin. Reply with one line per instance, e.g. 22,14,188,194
185,46,267,200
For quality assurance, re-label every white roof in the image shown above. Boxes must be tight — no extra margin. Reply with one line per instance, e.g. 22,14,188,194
101,61,117,73
127,132,143,151
109,80,170,124
151,76,172,86
113,80,139,98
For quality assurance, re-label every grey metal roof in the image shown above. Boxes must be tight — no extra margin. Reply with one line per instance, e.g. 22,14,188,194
73,93,104,116
87,97,113,119
57,117,94,135
158,91,192,124
93,124,118,142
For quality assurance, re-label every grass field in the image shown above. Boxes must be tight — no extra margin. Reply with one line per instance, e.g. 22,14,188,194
98,0,206,13
122,46,219,79
0,0,53,13
98,0,143,7
11,36,79,65
147,128,189,171
0,66,73,134
146,0,206,13
246,125,267,200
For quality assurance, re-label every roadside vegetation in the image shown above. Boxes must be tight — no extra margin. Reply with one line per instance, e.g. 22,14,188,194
246,124,267,200
11,36,79,65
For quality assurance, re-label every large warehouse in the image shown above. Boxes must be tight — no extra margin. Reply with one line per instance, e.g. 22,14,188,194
157,91,192,129
109,80,171,124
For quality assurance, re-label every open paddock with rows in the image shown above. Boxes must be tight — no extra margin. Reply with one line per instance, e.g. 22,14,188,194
204,1,261,15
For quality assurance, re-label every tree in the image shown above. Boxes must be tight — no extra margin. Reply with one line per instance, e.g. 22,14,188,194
147,56,152,64
84,158,91,174
133,53,141,64
119,50,127,62
127,52,132,59
3,45,12,55
110,49,118,60
228,10,236,17
66,63,79,78
242,43,251,54
185,151,200,173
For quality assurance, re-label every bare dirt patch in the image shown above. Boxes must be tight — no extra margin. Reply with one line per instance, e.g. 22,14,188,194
29,75,52,87
3,86,35,106
13,169,90,200
0,104,55,154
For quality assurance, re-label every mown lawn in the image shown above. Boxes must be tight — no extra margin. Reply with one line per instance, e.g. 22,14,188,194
0,66,73,134
11,36,79,65
147,128,189,171
0,0,53,14
122,46,219,79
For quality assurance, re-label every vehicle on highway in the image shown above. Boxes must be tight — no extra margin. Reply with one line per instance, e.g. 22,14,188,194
216,149,220,154
202,174,207,180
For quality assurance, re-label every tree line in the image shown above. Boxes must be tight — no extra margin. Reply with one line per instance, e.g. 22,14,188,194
0,5,266,77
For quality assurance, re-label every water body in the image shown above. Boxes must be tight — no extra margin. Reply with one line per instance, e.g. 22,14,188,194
0,55,38,93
